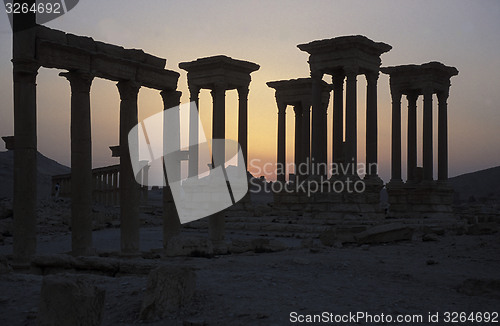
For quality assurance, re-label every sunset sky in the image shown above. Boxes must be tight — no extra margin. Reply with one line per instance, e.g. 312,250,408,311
0,0,499,183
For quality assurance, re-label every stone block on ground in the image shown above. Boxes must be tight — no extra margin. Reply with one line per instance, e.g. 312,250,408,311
467,222,499,235
164,235,213,257
0,254,12,274
37,274,106,326
319,228,337,247
139,266,196,321
355,223,413,244
229,238,288,253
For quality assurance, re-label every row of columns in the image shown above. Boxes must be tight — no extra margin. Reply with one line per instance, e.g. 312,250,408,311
309,69,380,178
12,61,181,265
390,89,449,183
276,99,312,182
92,167,119,206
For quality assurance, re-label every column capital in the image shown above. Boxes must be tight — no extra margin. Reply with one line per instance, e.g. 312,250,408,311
60,70,94,94
293,104,303,116
188,82,200,96
160,89,182,109
343,65,359,76
437,90,449,103
276,99,287,113
422,87,434,97
365,71,379,84
12,58,39,82
213,82,228,93
333,73,345,89
116,80,141,100
390,89,402,103
237,85,249,98
406,92,419,103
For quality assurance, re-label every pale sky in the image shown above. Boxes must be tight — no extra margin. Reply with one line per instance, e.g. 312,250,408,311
0,0,499,182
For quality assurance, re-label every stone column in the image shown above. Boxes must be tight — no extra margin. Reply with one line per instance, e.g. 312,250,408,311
112,171,118,206
209,83,227,254
311,71,327,176
188,83,200,178
333,72,344,166
407,93,418,183
12,59,39,267
293,104,303,182
344,66,358,175
276,99,287,182
390,89,402,182
238,85,249,168
160,90,182,246
365,72,379,177
60,70,95,257
300,100,311,178
142,164,150,205
437,90,449,181
423,89,434,181
117,80,141,257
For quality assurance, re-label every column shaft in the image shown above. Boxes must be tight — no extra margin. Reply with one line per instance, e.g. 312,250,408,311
209,84,227,253
300,100,311,178
423,90,434,180
407,93,418,182
276,100,287,182
345,66,358,175
188,84,200,178
61,70,95,256
365,72,379,177
333,73,344,165
160,90,182,246
390,89,402,182
238,86,249,168
293,105,303,181
311,72,327,176
118,80,141,256
437,91,449,181
12,60,38,267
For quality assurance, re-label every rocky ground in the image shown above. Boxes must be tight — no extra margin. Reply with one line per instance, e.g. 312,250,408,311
0,192,499,326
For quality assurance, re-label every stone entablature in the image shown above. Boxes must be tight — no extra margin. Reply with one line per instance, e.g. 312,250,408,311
266,78,331,183
35,26,179,90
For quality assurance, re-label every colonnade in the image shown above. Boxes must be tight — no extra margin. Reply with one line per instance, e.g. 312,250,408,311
381,62,459,184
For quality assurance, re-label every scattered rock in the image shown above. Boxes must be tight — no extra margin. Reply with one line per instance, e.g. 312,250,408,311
0,254,12,274
458,278,500,298
37,274,106,326
467,222,499,235
359,244,370,251
355,224,413,244
139,266,197,321
230,238,287,253
426,259,438,265
319,228,337,247
300,237,314,249
31,253,76,270
183,318,206,326
422,225,445,235
164,235,213,257
0,199,13,219
422,233,439,242
292,257,310,265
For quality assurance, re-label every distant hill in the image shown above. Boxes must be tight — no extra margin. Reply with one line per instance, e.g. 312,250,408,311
0,150,70,198
449,166,500,202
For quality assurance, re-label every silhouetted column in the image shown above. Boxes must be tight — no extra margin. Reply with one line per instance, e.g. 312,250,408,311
276,99,287,182
407,93,418,182
160,90,182,245
112,171,118,206
238,85,249,167
209,83,227,253
390,89,402,182
188,83,200,178
333,72,344,165
311,72,327,176
142,164,150,205
345,66,358,174
60,70,95,256
300,100,311,178
293,104,303,180
365,72,379,177
423,89,434,181
437,90,449,181
12,59,39,267
117,80,141,257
